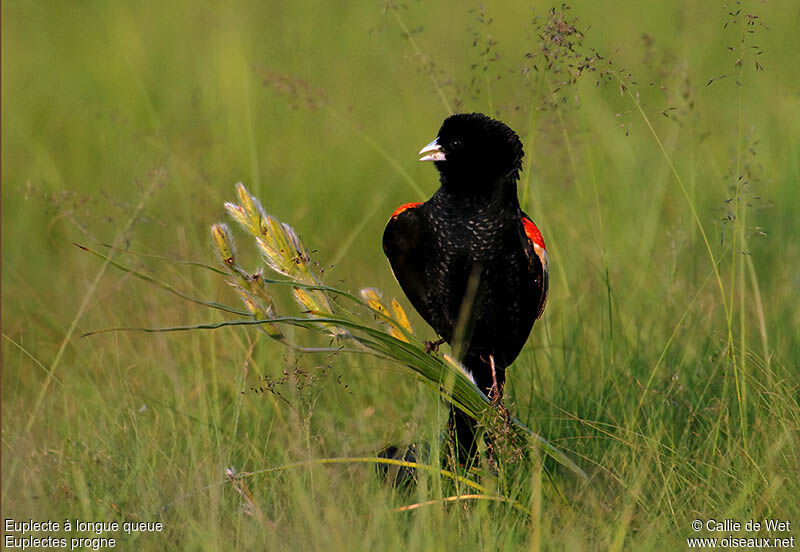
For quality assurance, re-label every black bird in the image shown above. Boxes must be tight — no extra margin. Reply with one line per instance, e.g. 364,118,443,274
382,112,549,461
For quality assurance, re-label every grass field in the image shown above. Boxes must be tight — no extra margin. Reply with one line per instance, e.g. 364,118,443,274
2,1,799,550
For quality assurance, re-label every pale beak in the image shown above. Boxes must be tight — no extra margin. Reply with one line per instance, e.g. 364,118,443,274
418,138,445,162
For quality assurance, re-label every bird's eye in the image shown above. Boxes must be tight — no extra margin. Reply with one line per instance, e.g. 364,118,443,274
451,139,462,149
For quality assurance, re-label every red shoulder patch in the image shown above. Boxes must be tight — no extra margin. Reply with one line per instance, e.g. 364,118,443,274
391,202,423,218
522,216,546,250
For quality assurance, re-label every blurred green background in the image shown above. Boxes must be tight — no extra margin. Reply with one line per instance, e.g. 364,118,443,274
3,1,798,550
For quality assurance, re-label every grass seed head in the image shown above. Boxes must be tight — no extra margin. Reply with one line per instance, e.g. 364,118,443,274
211,223,236,267
360,288,413,342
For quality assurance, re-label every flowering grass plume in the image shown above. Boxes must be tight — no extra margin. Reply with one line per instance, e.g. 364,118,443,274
226,184,335,313
360,287,414,342
211,222,284,341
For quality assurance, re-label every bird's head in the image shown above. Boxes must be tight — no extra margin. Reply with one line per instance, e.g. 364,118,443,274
419,113,524,194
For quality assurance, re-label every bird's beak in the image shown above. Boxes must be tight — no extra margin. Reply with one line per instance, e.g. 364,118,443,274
418,138,445,162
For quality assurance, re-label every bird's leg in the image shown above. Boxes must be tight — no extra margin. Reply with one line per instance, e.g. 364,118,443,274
488,355,502,404
424,337,446,355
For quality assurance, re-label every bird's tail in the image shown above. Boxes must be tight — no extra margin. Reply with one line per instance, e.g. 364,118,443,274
448,405,482,465
376,442,428,489
449,352,505,465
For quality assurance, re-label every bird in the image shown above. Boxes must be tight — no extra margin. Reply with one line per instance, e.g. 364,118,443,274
382,112,549,462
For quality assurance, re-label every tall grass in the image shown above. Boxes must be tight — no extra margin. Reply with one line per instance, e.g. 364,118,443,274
2,1,798,550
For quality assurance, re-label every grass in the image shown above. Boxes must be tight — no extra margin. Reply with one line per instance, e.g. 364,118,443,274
2,1,799,550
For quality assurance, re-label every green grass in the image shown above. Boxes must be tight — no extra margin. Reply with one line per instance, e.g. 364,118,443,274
2,1,799,550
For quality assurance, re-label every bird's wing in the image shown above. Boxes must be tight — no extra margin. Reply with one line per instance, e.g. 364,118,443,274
520,212,549,320
382,203,431,323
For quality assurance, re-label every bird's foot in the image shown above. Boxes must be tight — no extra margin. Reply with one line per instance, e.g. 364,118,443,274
424,338,446,355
